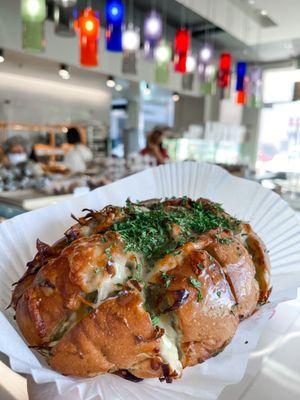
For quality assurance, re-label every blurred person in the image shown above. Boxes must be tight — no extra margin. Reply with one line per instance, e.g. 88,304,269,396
5,137,28,166
140,129,169,165
64,127,93,173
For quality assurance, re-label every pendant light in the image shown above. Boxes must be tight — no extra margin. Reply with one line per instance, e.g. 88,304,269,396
200,64,217,95
186,54,196,73
174,28,190,73
154,1,170,83
21,0,46,22
144,10,162,59
59,64,70,79
122,0,138,74
236,61,247,91
106,75,116,88
105,0,124,52
122,23,140,52
249,67,263,107
155,40,172,83
21,0,46,52
122,24,140,74
76,7,100,67
172,92,180,102
235,61,247,105
217,53,231,88
182,53,196,90
199,43,213,64
198,43,214,86
54,3,76,37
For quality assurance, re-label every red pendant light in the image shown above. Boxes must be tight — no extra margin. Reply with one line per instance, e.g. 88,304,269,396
174,28,190,73
76,8,100,67
237,90,246,105
217,53,231,88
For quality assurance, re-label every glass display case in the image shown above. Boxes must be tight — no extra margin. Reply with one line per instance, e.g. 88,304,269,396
164,138,242,165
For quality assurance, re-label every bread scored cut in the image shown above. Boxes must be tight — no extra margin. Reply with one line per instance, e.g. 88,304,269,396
12,198,271,381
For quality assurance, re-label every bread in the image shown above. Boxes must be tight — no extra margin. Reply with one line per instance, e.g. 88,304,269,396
12,197,271,381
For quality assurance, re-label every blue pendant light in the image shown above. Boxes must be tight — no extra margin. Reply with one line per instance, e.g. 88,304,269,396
105,0,124,52
236,61,247,91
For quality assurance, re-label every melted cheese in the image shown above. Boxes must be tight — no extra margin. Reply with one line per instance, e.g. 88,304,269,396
158,315,182,375
96,253,129,304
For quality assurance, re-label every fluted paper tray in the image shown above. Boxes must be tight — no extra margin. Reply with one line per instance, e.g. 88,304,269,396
1,162,300,400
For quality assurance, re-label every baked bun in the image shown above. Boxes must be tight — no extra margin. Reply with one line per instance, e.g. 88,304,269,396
12,198,271,381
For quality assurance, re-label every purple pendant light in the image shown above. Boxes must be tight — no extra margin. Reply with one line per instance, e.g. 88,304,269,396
144,10,162,59
249,67,263,107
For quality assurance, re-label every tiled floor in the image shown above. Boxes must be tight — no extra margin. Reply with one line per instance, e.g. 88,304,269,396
1,296,300,400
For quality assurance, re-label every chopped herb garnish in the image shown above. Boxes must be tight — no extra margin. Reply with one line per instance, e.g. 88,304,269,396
161,272,174,288
111,199,240,262
105,246,113,259
216,291,221,298
197,262,204,271
101,237,108,243
151,315,160,326
94,267,101,274
189,276,203,301
173,250,181,256
133,262,142,281
215,234,233,245
197,291,203,301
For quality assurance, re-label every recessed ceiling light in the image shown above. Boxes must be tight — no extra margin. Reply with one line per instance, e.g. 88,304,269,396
248,0,255,5
260,9,268,16
115,84,123,91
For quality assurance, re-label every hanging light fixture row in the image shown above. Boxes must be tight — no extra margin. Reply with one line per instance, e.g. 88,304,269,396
18,1,262,107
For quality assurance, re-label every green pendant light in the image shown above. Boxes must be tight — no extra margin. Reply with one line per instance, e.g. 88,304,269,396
21,0,46,51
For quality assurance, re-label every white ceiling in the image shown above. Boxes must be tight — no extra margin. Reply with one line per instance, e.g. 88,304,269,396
251,0,300,44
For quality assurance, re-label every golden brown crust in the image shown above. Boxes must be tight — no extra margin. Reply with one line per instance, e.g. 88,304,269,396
240,223,271,304
204,230,260,319
148,243,239,368
12,197,271,380
48,290,163,377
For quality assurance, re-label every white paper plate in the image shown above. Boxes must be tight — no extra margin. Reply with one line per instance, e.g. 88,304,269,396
1,162,300,400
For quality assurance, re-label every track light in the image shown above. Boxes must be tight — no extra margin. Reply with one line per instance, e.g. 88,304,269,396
172,92,180,102
0,49,4,63
59,64,70,79
106,75,116,88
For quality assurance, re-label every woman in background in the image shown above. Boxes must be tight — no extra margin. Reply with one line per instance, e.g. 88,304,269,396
140,129,169,165
64,127,93,173
5,137,28,166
